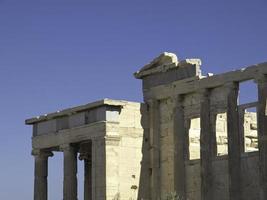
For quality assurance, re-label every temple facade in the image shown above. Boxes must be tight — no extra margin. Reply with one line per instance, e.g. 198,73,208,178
26,52,267,200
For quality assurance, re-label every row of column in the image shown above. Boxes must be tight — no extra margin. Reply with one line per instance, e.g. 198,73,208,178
32,141,92,200
173,78,267,200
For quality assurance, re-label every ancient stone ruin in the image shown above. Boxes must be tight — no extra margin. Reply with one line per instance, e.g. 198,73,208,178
26,52,267,200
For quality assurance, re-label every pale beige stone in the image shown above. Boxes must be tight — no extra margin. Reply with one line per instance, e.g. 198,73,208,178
26,52,267,200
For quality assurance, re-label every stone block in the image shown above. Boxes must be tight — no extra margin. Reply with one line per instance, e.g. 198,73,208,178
56,116,69,130
69,112,85,128
106,110,119,122
37,119,57,135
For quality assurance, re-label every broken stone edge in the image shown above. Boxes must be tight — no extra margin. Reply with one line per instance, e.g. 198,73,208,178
134,52,202,79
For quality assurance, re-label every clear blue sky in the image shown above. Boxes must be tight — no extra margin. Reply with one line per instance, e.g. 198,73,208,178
0,0,266,199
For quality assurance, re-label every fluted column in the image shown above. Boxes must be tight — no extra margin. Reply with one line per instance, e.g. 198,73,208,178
79,141,92,200
61,144,78,200
32,149,53,200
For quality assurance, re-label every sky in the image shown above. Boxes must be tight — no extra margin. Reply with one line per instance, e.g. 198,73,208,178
0,0,267,199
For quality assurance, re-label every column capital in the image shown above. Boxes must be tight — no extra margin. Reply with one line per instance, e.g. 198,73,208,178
79,141,92,162
32,149,53,158
79,152,91,161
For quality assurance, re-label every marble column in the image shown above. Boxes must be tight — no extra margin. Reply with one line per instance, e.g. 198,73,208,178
32,149,53,200
148,99,161,199
79,141,92,200
173,94,187,199
61,144,78,200
226,82,242,200
257,75,267,200
200,89,214,200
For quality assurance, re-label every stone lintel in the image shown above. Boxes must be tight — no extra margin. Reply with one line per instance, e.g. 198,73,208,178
32,122,106,149
144,61,267,100
60,143,78,152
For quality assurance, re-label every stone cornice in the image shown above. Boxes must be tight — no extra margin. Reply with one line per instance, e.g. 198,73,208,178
25,99,140,125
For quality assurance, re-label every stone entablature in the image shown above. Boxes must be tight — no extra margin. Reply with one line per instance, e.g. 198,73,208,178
26,99,126,136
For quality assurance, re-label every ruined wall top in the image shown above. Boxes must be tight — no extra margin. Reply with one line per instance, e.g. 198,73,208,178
135,52,267,102
134,52,202,79
134,52,202,92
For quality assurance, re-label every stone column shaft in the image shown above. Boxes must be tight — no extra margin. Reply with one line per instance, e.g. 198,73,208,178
257,76,267,200
226,82,242,200
62,144,78,200
174,95,187,199
91,138,106,199
148,100,161,199
32,150,53,200
79,141,92,200
84,159,92,200
200,89,214,200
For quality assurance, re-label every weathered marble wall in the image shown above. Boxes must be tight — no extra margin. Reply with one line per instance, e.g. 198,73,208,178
135,52,263,200
105,102,148,200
